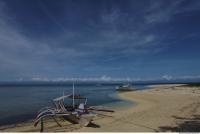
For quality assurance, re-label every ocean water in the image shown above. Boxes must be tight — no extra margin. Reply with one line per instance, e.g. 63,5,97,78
0,83,148,126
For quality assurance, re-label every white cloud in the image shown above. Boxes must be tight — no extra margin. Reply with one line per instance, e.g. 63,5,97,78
144,0,200,24
16,74,200,82
0,1,88,80
177,75,200,80
0,0,200,81
162,75,173,80
28,76,143,82
161,75,200,81
100,75,111,81
31,77,49,81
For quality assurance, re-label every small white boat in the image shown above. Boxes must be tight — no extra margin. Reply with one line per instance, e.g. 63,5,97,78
116,84,136,92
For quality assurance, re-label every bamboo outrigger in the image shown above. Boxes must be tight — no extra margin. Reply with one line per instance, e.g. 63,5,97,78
34,83,114,131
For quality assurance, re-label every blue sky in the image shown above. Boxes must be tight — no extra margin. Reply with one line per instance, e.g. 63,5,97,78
0,0,200,81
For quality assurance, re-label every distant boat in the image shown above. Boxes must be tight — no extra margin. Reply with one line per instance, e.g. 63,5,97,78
116,83,136,92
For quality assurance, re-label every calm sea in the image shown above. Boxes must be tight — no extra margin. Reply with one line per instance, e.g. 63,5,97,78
0,82,148,126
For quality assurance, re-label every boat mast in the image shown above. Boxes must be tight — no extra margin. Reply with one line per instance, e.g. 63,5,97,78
62,91,64,102
73,81,75,108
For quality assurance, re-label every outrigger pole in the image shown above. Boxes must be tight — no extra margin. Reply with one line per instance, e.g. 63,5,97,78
73,81,75,108
63,91,65,102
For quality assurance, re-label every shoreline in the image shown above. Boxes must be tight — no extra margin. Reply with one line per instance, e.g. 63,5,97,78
1,84,200,132
0,90,134,131
79,84,200,132
103,91,136,110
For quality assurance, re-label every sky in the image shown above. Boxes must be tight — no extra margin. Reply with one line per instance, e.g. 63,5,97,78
0,0,200,81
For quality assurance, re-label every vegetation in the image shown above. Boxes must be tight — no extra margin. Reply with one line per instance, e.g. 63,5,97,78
187,83,200,87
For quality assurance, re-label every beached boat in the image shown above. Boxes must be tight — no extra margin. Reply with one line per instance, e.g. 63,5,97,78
116,83,136,92
34,82,114,132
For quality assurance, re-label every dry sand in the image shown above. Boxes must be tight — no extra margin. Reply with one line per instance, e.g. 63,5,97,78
1,84,200,132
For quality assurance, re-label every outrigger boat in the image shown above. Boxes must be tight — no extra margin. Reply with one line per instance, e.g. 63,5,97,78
34,83,114,131
116,83,136,92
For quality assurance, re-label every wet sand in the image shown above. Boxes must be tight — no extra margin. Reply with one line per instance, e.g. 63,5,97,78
1,84,200,132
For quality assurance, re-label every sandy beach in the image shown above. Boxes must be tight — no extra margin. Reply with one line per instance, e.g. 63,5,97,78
1,84,200,132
